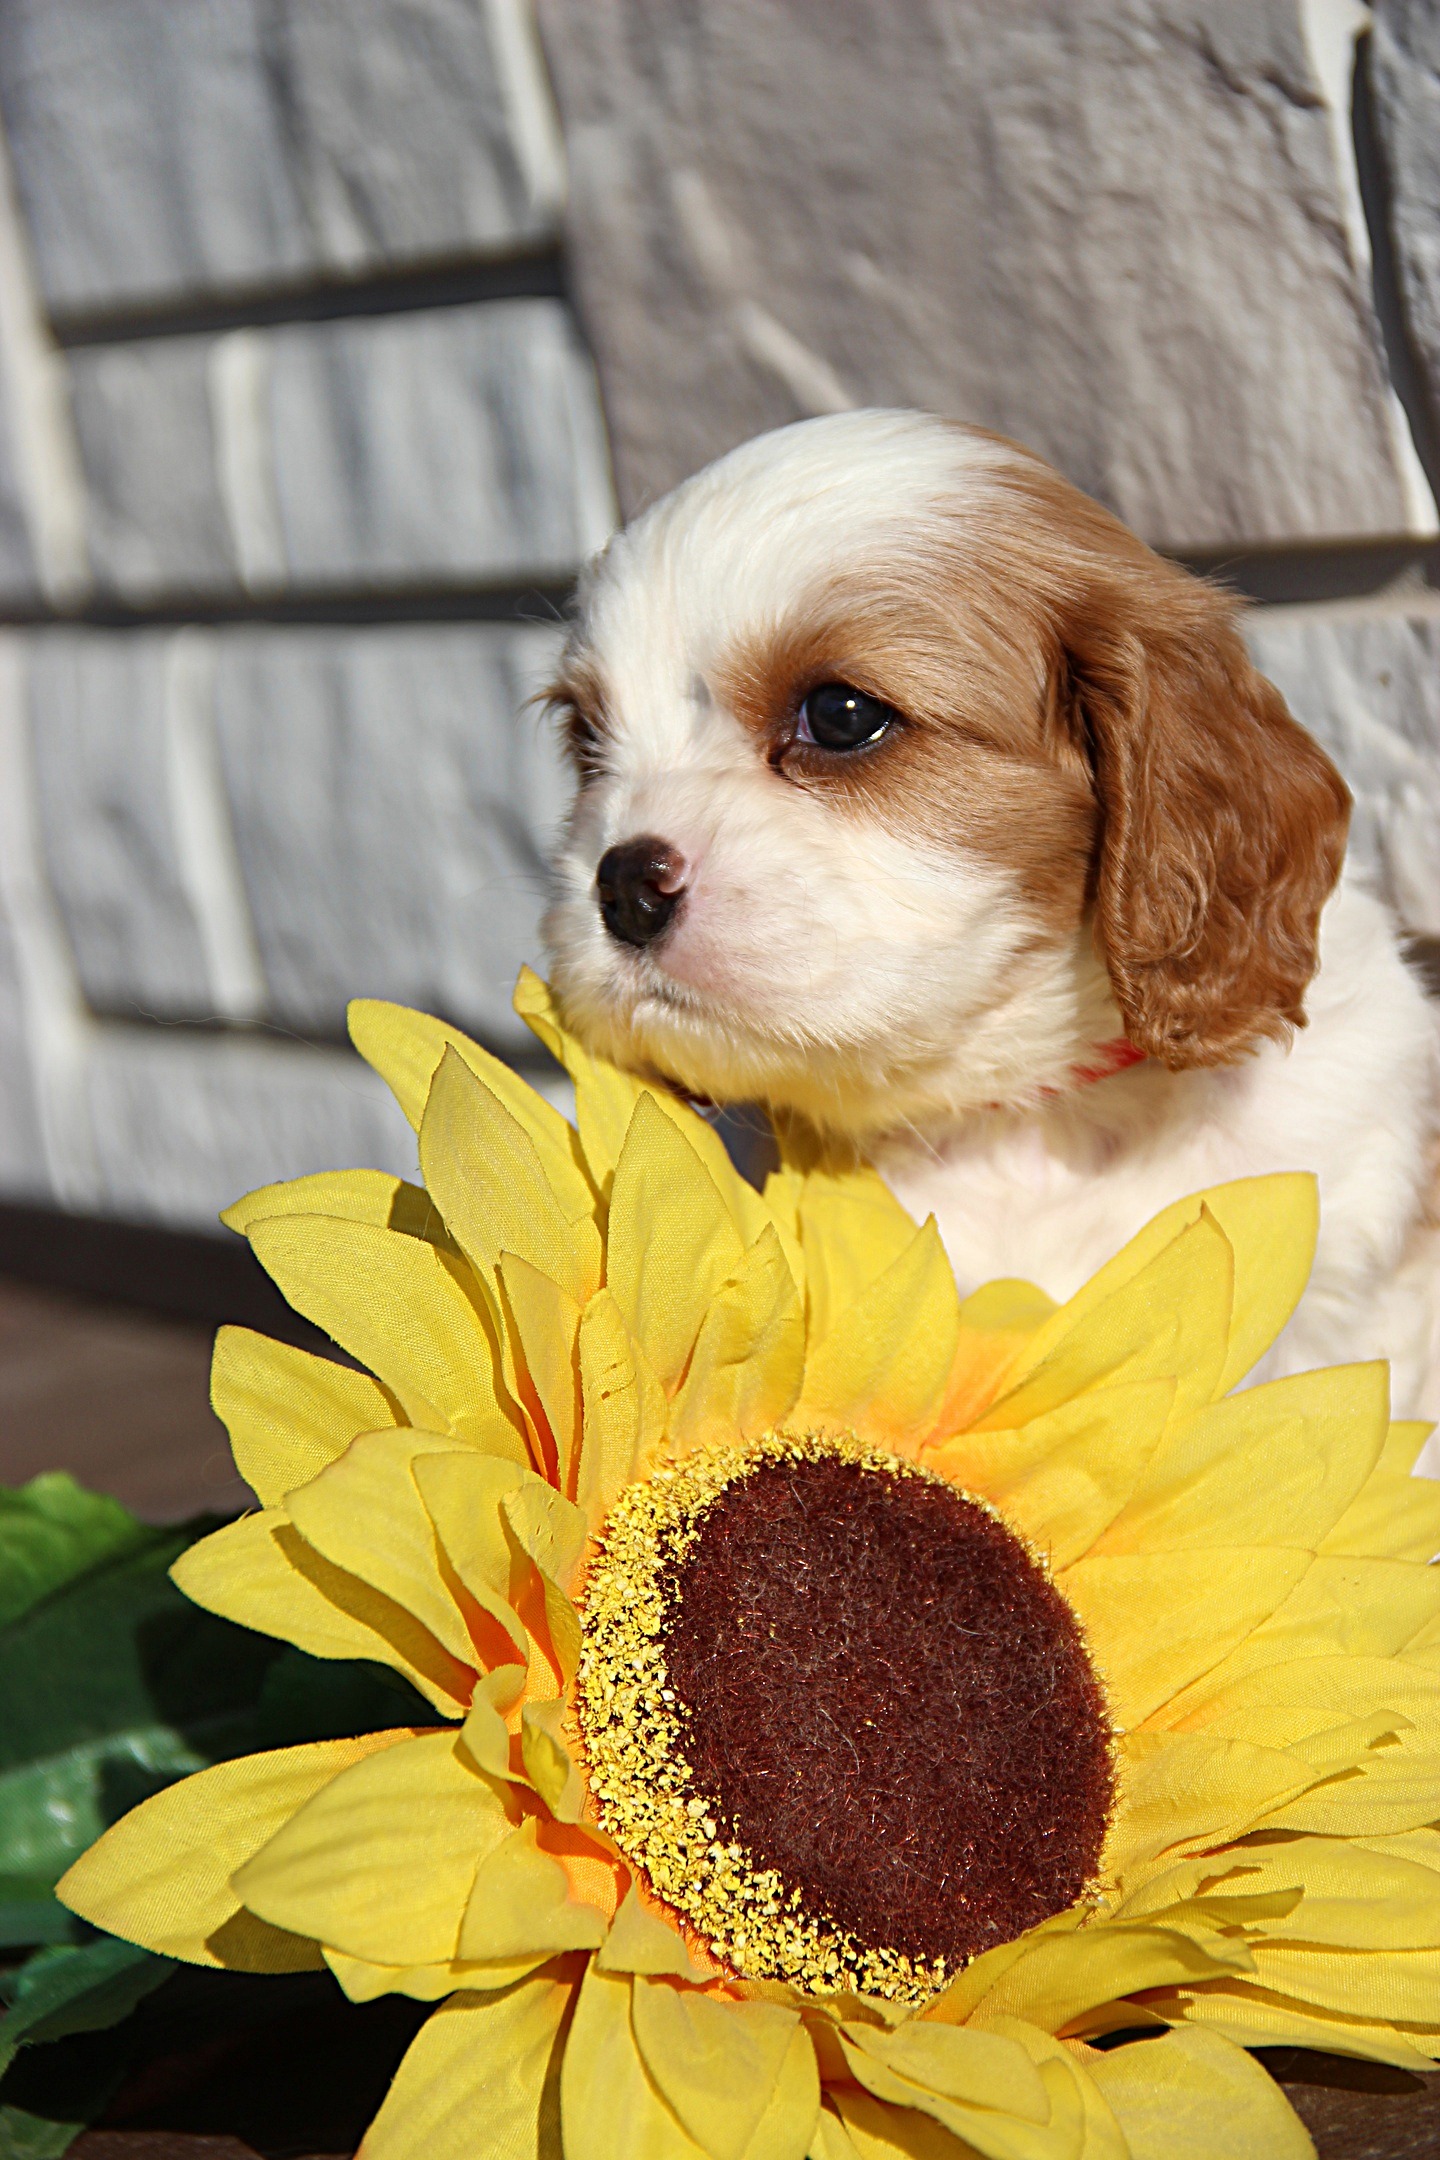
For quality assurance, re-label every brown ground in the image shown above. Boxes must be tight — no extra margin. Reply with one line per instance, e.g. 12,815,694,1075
0,1276,252,1520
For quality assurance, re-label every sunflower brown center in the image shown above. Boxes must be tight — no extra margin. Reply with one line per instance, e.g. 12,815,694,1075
576,1433,1115,1999
659,1452,1114,1970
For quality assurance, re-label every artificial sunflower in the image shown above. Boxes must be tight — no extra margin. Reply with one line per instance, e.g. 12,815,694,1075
59,969,1440,2160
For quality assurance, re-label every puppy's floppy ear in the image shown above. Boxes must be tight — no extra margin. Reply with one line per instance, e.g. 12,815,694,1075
1054,572,1350,1068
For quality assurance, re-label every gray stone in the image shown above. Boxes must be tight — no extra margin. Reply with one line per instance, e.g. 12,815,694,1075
0,360,39,605
0,0,558,322
62,300,614,601
213,623,571,1051
14,621,572,1056
67,342,236,600
26,633,214,1019
268,301,614,587
84,1025,418,1229
0,893,51,1202
1245,602,1440,936
540,0,1427,551
1370,0,1440,457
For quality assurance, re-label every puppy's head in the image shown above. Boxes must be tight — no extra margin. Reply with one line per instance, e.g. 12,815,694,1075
542,411,1349,1139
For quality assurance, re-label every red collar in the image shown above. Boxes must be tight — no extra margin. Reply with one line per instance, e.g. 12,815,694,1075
1014,1037,1146,1112
1063,1037,1148,1092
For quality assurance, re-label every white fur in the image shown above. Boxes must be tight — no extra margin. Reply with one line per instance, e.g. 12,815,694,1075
544,412,1440,1428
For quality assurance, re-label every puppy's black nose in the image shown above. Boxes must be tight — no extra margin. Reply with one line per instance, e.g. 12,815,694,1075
596,837,686,948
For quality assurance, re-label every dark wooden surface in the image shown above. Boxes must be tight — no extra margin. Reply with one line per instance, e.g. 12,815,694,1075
0,1275,249,1519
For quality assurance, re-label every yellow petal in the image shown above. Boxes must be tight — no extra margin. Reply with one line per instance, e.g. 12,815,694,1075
356,1972,573,2160
211,1325,402,1507
58,1733,408,1965
500,1253,583,1491
841,2022,1048,2122
350,991,590,1197
631,1977,811,2160
668,1226,805,1455
576,1289,668,1528
284,1430,485,1676
999,1175,1317,1405
1093,1364,1389,1557
325,1946,549,2001
836,2030,1061,2160
458,1818,606,1960
1213,1836,1440,1950
1321,1421,1440,1561
502,1480,587,1680
1059,1547,1312,1727
1108,1731,1319,1879
1168,1557,1440,1714
172,1512,475,1716
521,1699,585,1821
597,1886,707,1980
514,966,775,1258
409,1448,524,1606
806,2107,861,2160
949,1916,1251,2036
247,1214,523,1452
829,2085,989,2160
606,1093,747,1394
419,1045,601,1306
984,2021,1128,2160
561,1963,707,2160
1165,1652,1440,1742
460,1663,528,1784
797,1166,921,1345
222,1167,448,1240
235,1728,511,1965
934,1280,1060,1438
796,1217,960,1448
977,1211,1233,1434
1168,1981,1440,2071
925,1380,1174,1569
1083,2024,1315,2160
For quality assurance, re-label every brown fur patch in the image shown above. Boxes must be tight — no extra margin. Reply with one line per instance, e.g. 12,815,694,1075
714,431,1349,1064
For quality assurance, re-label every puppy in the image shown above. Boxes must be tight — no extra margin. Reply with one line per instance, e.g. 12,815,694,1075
543,410,1440,1415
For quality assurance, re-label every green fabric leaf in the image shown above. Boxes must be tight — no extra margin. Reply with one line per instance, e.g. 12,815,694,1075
0,1477,150,1631
0,1943,171,2079
0,1487,428,1951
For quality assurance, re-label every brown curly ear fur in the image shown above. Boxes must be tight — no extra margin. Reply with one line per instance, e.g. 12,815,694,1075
1044,556,1350,1068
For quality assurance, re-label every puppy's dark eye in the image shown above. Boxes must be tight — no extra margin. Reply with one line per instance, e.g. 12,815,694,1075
797,682,897,751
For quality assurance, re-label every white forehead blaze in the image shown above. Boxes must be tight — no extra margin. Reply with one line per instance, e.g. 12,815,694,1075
576,410,1012,767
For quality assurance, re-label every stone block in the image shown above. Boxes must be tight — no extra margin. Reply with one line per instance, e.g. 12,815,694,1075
1370,0,1440,455
64,299,613,601
0,0,558,322
17,621,571,1056
26,632,214,1020
540,0,1429,551
213,623,571,1051
0,893,50,1202
1245,603,1440,937
268,301,614,587
67,341,235,600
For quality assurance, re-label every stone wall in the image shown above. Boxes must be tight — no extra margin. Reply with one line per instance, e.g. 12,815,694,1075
0,0,1435,1230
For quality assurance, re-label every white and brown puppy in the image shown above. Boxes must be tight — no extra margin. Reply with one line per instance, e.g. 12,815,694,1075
543,410,1440,1414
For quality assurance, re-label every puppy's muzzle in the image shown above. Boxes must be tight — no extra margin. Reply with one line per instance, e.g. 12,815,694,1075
596,837,687,948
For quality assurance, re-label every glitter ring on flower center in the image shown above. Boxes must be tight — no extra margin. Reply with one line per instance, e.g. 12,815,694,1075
576,1432,1116,2003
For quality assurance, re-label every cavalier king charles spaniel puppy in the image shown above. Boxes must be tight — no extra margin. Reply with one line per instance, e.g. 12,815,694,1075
543,410,1440,1415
